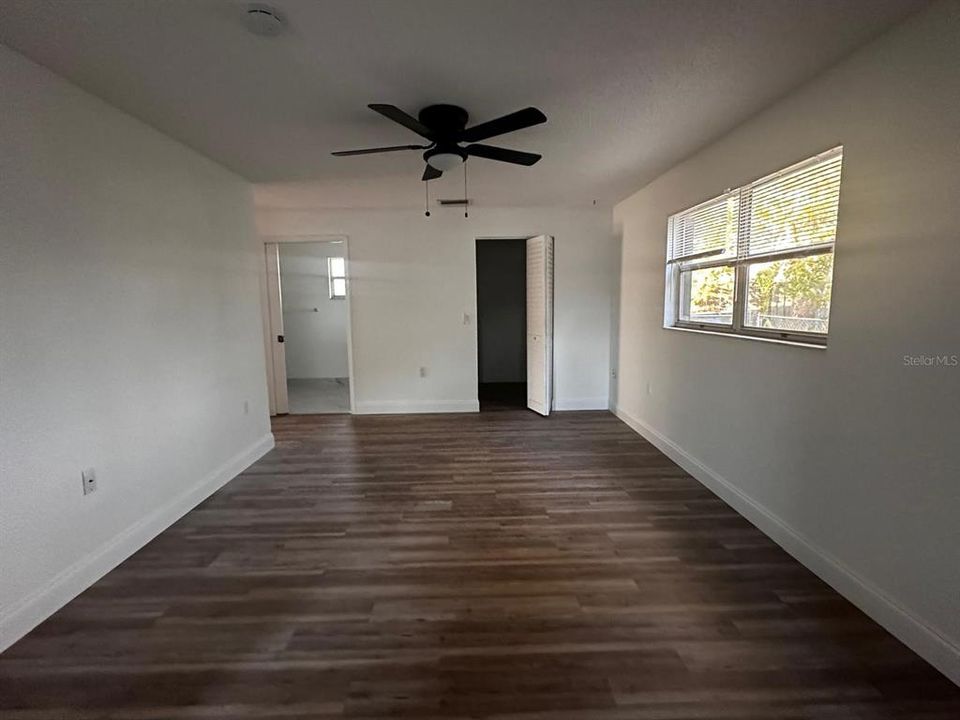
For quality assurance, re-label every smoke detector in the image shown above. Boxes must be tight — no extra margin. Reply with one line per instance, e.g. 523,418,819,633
243,4,286,37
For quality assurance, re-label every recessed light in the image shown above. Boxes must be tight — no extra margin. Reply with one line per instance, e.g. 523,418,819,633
243,4,286,37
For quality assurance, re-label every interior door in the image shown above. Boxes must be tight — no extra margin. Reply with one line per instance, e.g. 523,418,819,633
526,235,554,416
265,243,289,415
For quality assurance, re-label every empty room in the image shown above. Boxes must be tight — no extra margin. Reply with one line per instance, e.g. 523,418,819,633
1,1,958,717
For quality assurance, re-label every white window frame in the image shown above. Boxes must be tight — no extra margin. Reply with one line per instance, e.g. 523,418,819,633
328,256,347,299
664,146,842,347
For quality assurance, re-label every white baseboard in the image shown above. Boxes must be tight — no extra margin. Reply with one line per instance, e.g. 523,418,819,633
355,399,479,414
613,407,960,687
0,432,275,652
554,397,610,411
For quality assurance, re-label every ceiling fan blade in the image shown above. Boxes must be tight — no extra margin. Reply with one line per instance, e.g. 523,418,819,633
332,144,429,157
459,107,546,143
369,104,435,140
422,164,442,181
465,144,542,166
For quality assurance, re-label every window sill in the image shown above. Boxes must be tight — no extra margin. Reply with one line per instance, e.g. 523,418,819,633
665,324,827,350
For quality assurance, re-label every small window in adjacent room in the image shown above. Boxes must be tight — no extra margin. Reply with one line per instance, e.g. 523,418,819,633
328,256,346,299
665,146,843,345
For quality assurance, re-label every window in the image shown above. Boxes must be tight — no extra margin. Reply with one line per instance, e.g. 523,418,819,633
328,256,346,299
665,147,842,345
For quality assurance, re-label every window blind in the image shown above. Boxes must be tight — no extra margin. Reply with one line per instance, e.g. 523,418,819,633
667,190,739,263
740,148,843,259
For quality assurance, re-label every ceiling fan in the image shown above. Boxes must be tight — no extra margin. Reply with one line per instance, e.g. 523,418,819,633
332,104,546,181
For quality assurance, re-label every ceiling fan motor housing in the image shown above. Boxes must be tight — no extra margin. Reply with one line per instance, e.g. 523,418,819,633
418,104,469,137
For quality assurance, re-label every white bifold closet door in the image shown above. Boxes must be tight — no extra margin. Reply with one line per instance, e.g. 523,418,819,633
526,235,554,416
265,243,289,415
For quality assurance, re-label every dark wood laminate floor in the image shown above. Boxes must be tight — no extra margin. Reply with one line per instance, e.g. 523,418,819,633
2,411,958,718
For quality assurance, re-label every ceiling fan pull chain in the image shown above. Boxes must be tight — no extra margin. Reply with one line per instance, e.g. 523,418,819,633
424,178,431,217
463,161,469,218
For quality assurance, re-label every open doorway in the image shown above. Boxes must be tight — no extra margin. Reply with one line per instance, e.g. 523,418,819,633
265,239,353,415
476,239,527,411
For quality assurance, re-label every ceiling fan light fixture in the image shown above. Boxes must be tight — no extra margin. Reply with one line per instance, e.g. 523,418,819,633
426,151,465,172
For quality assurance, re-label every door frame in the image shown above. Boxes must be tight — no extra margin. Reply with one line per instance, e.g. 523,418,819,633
260,234,356,416
473,235,554,413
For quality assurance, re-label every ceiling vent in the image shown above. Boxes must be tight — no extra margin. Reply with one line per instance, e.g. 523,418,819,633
437,198,471,206
243,4,286,37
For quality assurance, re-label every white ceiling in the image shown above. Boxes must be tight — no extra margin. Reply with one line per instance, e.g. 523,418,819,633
0,0,926,208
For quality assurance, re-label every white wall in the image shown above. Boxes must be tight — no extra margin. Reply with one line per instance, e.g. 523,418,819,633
257,207,616,413
279,242,349,379
613,1,960,684
0,44,272,649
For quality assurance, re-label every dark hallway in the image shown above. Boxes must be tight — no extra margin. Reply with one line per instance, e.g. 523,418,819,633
476,239,527,411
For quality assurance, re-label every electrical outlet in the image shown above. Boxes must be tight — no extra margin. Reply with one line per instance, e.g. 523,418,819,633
81,468,97,496
243,400,249,415
419,366,427,378
610,368,617,379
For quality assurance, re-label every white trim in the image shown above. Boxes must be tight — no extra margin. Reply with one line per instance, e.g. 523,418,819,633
612,406,960,687
554,397,609,411
664,324,828,349
0,432,275,652
355,400,480,415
